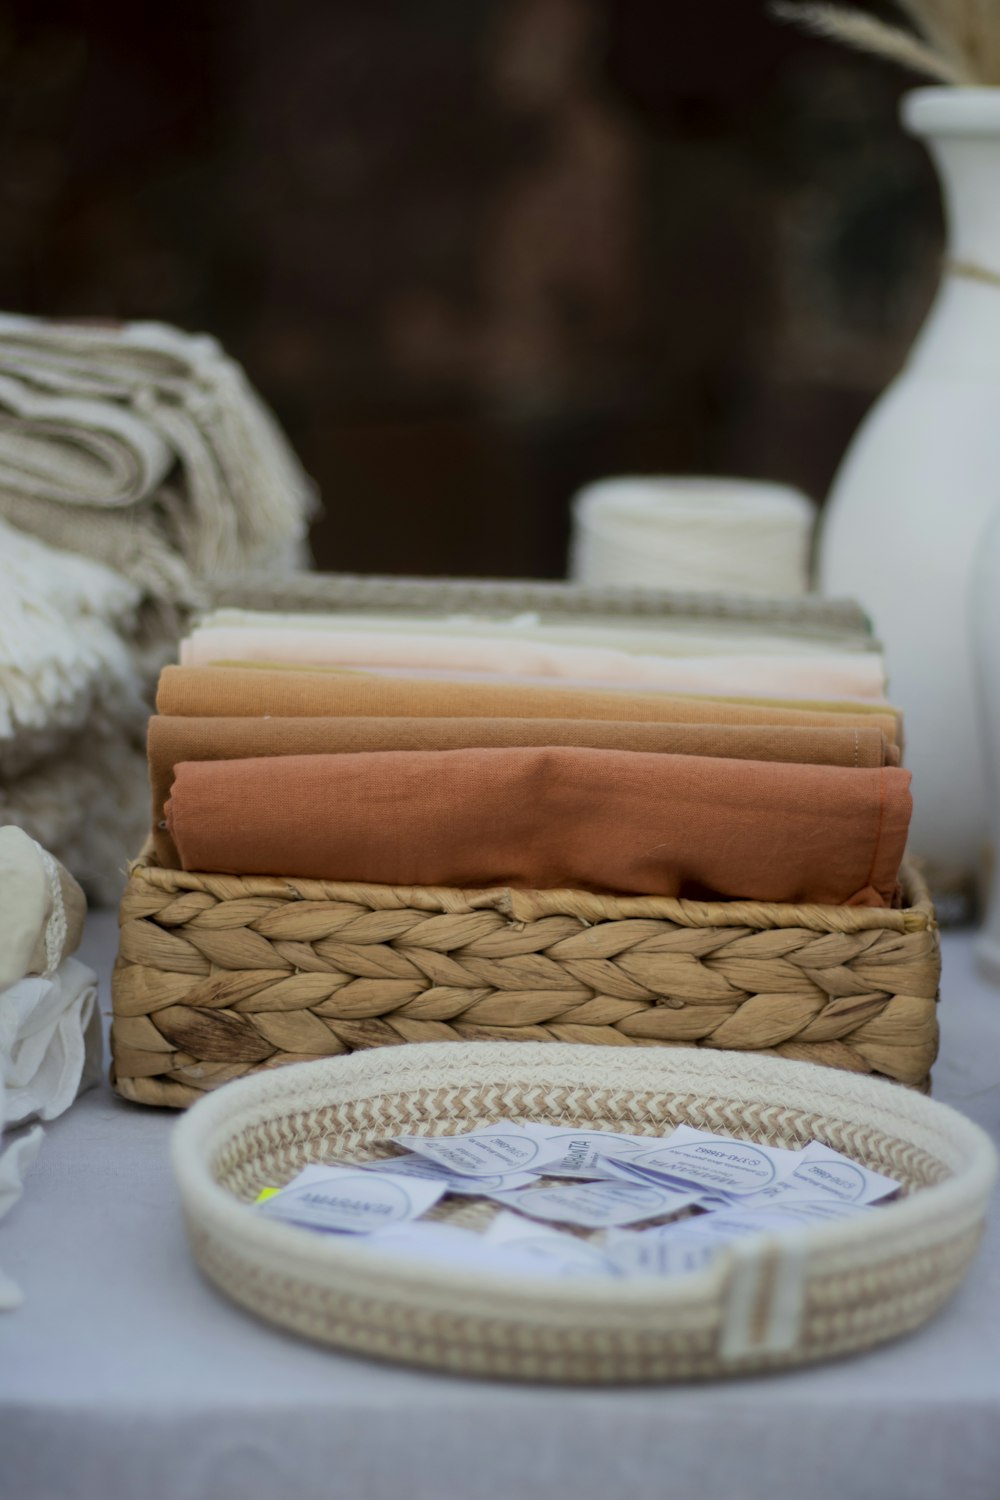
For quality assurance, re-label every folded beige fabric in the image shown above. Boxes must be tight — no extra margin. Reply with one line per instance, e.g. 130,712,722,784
0,373,173,506
0,313,316,612
0,490,203,625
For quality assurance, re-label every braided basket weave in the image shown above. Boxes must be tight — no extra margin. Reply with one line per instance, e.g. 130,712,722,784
171,1042,995,1381
112,849,940,1107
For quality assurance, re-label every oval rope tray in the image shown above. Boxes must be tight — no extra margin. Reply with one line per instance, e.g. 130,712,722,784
171,1042,996,1383
113,854,940,1107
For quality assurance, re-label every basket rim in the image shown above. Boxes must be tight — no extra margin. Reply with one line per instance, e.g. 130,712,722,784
127,843,935,936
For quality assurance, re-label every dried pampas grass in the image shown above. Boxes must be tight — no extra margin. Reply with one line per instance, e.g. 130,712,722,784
772,1,1000,86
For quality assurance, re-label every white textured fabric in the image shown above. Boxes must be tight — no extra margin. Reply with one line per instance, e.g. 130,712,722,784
0,922,998,1500
570,478,816,596
0,313,316,607
0,958,101,1127
0,517,145,777
0,520,150,898
0,729,149,907
0,830,98,1309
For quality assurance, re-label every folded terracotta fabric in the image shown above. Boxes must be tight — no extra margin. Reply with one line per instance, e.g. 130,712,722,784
149,714,897,868
180,625,886,699
165,748,912,906
156,666,902,745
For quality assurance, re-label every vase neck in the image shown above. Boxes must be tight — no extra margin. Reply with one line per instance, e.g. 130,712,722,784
925,135,1000,272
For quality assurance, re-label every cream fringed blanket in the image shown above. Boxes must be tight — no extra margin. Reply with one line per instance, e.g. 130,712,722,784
0,828,99,1309
0,518,145,774
0,518,149,899
0,313,316,620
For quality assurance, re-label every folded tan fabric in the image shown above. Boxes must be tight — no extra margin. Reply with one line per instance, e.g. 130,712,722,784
165,749,912,906
155,666,901,745
0,314,314,593
148,714,897,869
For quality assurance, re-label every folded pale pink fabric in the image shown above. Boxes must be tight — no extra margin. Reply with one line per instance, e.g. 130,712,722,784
180,627,886,700
165,748,912,906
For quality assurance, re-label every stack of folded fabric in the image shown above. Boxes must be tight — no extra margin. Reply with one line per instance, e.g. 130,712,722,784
0,313,315,629
0,518,149,902
0,312,318,899
149,605,911,908
0,826,100,1309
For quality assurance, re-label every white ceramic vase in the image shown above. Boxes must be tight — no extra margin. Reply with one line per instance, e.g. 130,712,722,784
972,501,1000,977
819,87,1000,889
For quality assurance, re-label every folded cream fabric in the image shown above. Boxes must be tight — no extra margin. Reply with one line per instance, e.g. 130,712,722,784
156,665,902,744
0,827,98,1309
165,749,912,907
148,714,897,869
0,826,86,991
0,313,315,612
0,372,173,506
180,625,886,699
201,607,882,659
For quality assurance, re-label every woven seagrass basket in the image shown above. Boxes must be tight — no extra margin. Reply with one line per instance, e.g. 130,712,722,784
171,1042,995,1382
112,849,940,1107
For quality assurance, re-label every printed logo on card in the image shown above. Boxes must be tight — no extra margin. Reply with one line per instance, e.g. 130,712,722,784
635,1139,779,1192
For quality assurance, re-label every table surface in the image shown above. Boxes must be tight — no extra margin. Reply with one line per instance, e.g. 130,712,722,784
2,916,999,1500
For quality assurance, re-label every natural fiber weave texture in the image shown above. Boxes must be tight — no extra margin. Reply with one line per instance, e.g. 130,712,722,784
112,851,940,1107
208,571,875,643
170,1042,996,1382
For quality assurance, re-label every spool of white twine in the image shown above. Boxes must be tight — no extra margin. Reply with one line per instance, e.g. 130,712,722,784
569,477,816,596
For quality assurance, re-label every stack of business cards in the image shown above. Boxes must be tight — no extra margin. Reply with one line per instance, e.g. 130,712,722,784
253,1120,899,1280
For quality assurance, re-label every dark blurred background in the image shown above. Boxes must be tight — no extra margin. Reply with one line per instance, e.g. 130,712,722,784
0,0,942,577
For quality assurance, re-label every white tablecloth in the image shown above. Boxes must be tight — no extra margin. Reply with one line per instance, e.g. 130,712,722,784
2,917,999,1500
